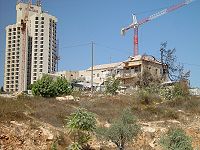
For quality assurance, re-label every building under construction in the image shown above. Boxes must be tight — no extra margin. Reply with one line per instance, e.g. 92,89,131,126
3,0,58,92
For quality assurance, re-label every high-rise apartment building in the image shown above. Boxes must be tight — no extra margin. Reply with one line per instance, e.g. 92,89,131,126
4,1,57,92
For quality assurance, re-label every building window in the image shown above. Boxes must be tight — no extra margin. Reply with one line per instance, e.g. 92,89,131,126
35,17,38,20
41,17,44,20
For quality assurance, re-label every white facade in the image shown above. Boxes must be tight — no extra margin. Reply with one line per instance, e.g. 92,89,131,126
78,62,123,85
4,2,57,92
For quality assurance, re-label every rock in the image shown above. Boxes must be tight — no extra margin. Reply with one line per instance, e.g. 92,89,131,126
56,95,74,101
10,121,23,126
149,139,156,148
104,122,111,128
142,126,156,133
40,127,54,141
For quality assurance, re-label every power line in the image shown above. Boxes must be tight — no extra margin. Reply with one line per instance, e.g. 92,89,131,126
95,42,132,54
59,41,132,55
182,62,200,68
59,42,91,50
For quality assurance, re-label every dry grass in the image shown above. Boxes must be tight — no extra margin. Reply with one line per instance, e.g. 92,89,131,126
163,96,200,114
0,94,199,126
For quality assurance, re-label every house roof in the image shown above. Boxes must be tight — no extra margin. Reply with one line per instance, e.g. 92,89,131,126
124,55,162,65
87,62,123,71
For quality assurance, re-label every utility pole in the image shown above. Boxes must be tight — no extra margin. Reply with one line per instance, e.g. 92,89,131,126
91,41,94,94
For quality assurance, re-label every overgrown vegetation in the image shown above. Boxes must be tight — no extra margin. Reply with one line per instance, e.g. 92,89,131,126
31,75,72,97
66,108,96,149
0,85,200,149
105,76,120,95
159,128,193,150
96,108,140,150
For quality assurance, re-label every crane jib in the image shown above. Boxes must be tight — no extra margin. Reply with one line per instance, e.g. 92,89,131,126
138,0,193,26
121,0,195,56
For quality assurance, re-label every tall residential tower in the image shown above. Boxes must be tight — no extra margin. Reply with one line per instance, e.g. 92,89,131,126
4,1,57,92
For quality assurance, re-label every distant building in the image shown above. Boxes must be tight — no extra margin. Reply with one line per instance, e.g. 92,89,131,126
39,55,166,90
79,62,123,85
4,1,57,92
189,88,200,96
119,55,166,86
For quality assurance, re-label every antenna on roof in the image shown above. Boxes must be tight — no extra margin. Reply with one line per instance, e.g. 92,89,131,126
17,0,22,4
28,0,32,5
36,0,41,6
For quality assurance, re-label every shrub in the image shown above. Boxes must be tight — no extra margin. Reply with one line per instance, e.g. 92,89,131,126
160,80,190,100
96,108,140,150
105,77,120,95
66,108,96,148
54,77,72,96
32,75,56,97
31,75,72,97
173,81,190,98
159,128,193,150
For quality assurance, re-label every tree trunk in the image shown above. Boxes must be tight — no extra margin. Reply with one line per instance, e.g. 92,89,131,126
117,145,124,150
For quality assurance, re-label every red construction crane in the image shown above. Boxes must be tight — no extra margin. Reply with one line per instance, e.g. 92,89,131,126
20,0,31,91
121,0,194,57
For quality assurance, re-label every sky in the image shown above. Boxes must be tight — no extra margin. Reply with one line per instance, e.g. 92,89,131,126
0,0,200,88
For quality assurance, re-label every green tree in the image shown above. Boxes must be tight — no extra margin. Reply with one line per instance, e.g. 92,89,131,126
54,77,72,96
160,42,190,81
66,108,96,149
31,74,56,97
173,80,190,98
105,77,120,95
159,128,193,150
96,108,140,150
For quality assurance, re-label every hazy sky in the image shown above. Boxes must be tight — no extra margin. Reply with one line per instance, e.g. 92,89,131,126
0,0,200,87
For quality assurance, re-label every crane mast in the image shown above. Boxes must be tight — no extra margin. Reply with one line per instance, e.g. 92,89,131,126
19,0,31,91
121,0,194,57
